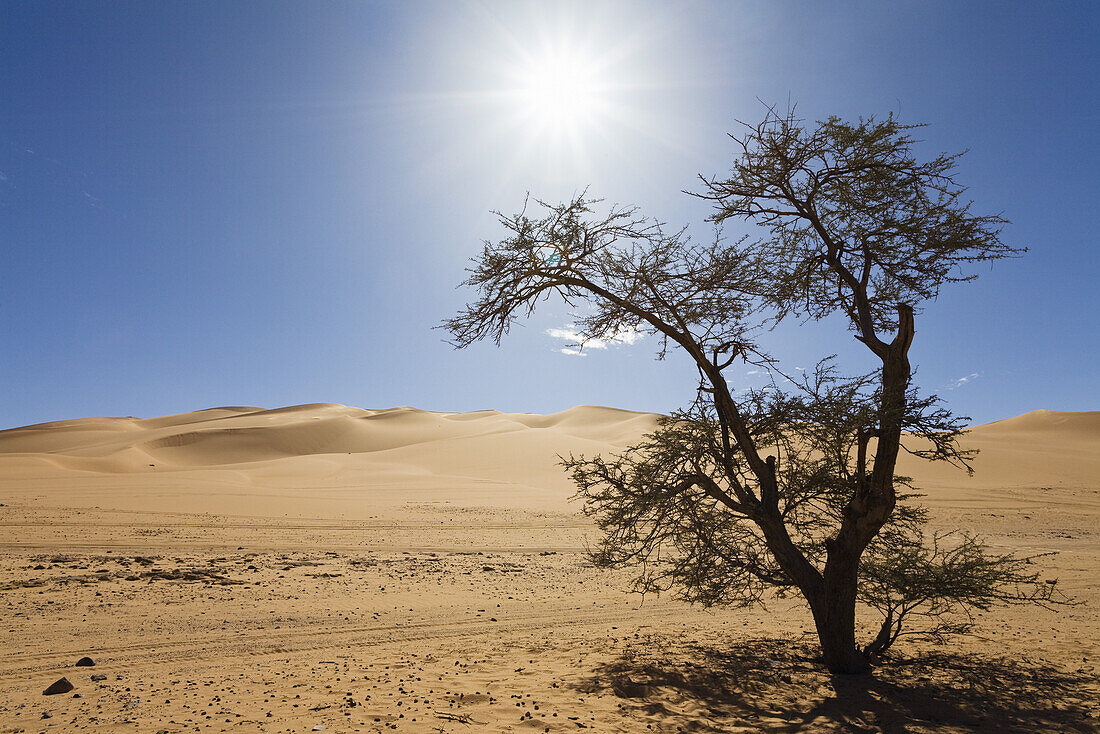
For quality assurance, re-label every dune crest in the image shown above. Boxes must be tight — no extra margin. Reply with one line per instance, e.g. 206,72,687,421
0,403,661,468
1,405,1095,516
969,409,1100,439
0,404,664,515
2,404,1095,473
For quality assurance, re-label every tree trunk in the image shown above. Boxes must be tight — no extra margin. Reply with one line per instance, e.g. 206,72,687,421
815,615,869,674
805,304,914,675
811,556,871,674
863,611,895,659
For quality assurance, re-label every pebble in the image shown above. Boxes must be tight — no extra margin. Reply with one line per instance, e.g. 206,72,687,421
76,656,96,667
43,677,74,695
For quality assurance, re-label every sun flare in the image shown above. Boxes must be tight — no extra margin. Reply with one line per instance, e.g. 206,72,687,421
455,6,677,178
514,47,603,135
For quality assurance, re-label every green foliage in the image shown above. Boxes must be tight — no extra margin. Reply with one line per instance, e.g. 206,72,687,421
861,526,1064,657
698,110,1018,335
446,105,1047,672
566,356,968,599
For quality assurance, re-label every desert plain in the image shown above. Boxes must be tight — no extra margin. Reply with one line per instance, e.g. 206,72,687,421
0,403,1097,732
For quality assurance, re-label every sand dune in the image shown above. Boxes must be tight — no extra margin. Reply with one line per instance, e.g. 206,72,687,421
2,404,1095,498
1,405,1097,732
973,408,1100,437
0,404,662,517
6,403,1094,467
0,403,659,467
895,409,1100,494
0,402,1095,527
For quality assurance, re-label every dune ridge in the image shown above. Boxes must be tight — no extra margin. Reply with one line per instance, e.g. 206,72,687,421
0,404,666,517
0,403,659,469
0,404,1095,517
968,409,1100,439
1,404,1096,484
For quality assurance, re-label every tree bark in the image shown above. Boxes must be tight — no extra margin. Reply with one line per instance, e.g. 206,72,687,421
809,304,915,675
813,556,872,673
863,611,895,659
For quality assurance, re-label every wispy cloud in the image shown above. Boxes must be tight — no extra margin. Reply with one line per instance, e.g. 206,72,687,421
948,372,981,390
547,323,644,356
547,327,598,346
608,325,644,346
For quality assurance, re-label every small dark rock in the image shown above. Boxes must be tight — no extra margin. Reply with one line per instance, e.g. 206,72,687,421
43,678,74,695
76,656,95,667
91,674,107,681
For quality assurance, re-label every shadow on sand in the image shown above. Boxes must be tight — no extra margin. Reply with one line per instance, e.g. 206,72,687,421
576,636,1098,733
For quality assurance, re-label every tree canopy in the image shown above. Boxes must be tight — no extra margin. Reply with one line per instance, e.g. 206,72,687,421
444,107,1058,674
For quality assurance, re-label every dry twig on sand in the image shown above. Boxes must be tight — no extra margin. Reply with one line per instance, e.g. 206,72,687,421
433,711,482,724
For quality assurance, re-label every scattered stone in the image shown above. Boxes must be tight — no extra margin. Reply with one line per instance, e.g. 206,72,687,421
41,711,52,719
91,674,107,681
43,678,74,695
76,656,95,667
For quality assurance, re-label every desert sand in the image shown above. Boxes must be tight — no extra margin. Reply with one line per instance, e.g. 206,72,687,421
0,403,1097,732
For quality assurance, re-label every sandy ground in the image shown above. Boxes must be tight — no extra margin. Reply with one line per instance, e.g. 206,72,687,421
0,404,1097,733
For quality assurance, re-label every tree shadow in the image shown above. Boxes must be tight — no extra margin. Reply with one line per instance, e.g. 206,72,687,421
574,635,1099,732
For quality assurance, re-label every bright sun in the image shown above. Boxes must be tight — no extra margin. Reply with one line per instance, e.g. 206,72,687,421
454,6,674,178
515,48,602,135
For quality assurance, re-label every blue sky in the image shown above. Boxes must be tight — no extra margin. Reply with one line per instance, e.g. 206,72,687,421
1,0,1097,429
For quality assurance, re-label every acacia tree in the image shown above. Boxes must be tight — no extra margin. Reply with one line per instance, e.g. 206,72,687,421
444,109,1056,674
